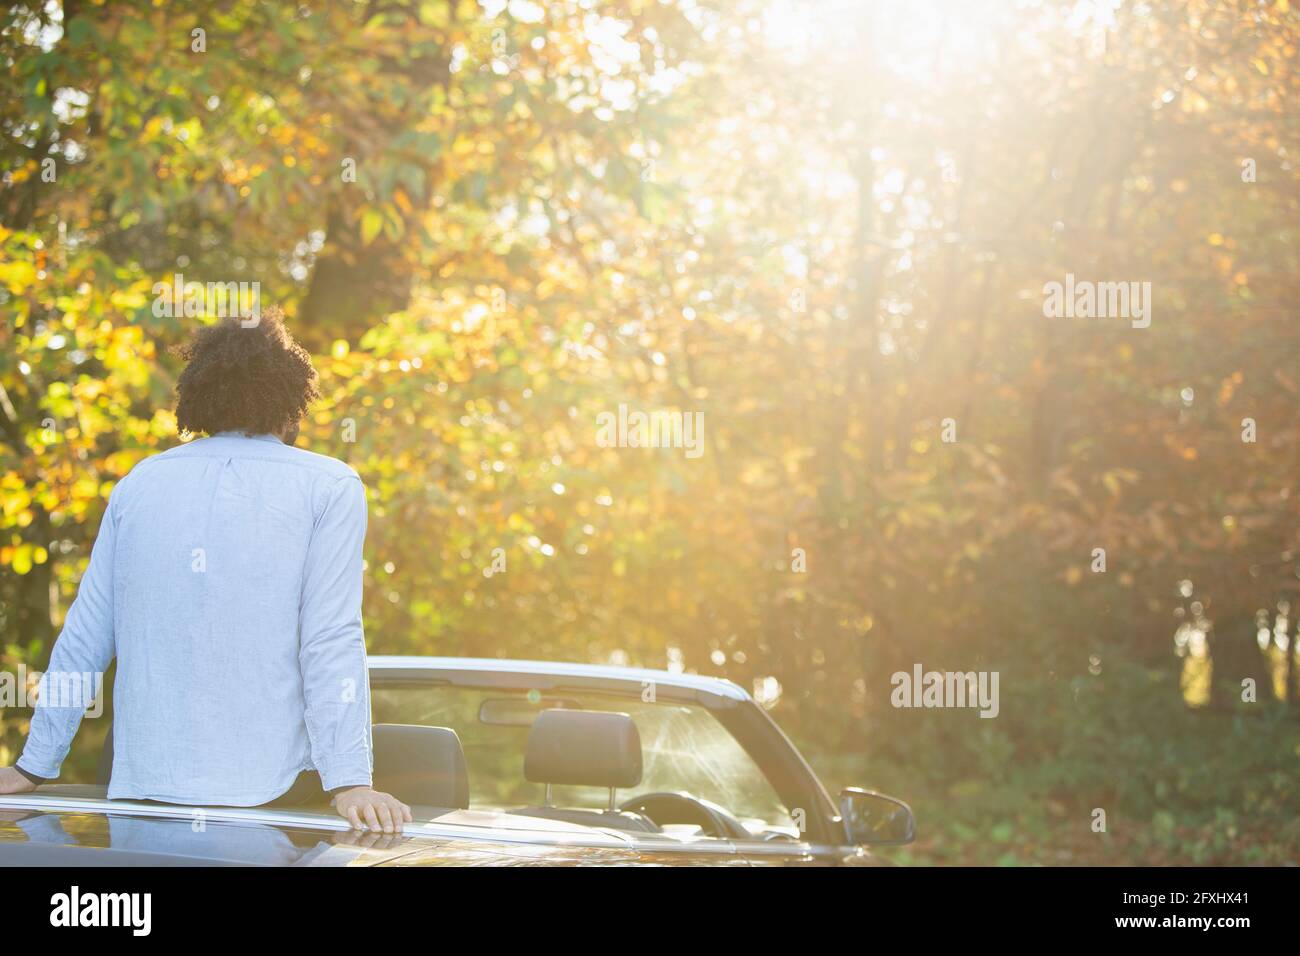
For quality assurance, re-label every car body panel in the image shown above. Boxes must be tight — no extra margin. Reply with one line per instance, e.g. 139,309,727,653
0,793,790,866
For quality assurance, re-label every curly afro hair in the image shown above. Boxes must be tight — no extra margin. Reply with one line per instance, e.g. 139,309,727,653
173,308,320,438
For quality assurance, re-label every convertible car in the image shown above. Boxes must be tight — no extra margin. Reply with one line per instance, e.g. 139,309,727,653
0,657,914,866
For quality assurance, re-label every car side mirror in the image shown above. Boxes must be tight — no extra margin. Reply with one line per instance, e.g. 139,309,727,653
839,787,916,846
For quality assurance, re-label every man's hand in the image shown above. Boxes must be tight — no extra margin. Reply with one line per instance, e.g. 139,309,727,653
332,786,412,834
0,767,39,795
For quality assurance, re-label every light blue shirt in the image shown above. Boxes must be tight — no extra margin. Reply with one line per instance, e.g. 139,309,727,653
18,432,374,805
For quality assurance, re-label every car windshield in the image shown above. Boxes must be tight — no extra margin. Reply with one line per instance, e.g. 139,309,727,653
371,684,796,836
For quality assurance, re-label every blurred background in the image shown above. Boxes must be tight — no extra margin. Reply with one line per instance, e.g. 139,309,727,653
2,0,1298,864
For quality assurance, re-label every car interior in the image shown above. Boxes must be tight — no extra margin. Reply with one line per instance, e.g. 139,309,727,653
77,709,778,841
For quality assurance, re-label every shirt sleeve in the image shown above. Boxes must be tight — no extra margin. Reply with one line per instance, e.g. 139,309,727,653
298,474,373,792
17,492,119,780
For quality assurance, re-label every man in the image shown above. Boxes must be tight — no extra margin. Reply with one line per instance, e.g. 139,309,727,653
0,310,410,834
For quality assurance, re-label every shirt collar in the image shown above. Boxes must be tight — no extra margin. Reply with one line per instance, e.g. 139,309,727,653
212,431,285,444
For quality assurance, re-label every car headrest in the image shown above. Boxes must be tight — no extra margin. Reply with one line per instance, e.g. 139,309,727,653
524,709,642,789
373,724,469,809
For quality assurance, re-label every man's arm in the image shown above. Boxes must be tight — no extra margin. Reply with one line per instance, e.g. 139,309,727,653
0,493,118,793
299,474,409,833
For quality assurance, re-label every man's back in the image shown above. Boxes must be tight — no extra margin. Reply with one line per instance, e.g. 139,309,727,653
96,433,370,803
16,431,373,805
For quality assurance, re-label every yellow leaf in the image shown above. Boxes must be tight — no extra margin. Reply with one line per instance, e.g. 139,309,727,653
0,259,37,292
361,209,384,246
